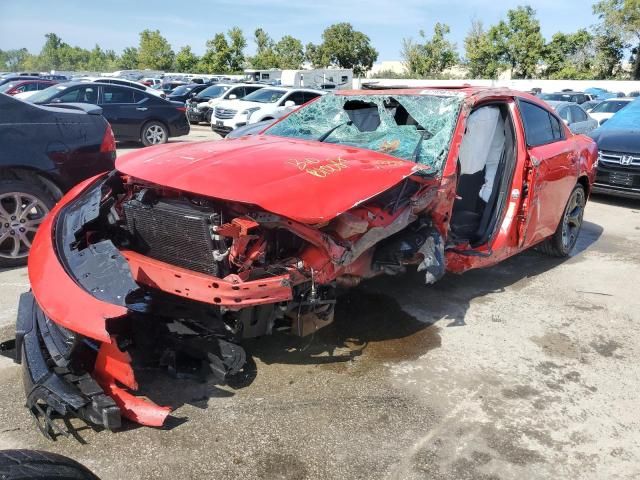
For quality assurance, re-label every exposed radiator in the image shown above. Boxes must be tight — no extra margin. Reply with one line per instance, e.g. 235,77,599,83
123,198,219,276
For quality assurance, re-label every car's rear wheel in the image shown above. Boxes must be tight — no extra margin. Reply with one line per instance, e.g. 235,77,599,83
538,184,586,257
141,121,168,147
0,181,54,268
0,449,100,480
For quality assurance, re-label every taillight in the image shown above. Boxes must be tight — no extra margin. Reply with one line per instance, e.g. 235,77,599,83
100,123,116,155
176,106,187,112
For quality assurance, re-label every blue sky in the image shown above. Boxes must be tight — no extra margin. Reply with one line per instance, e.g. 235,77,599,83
0,0,599,61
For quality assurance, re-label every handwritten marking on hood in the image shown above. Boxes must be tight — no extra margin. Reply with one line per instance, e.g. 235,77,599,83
288,156,349,178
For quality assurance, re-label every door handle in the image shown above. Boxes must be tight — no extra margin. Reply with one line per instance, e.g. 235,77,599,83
136,107,148,111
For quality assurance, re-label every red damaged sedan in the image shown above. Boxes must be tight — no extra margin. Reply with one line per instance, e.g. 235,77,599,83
16,87,596,436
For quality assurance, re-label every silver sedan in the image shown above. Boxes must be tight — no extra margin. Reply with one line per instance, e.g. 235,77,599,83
545,101,599,135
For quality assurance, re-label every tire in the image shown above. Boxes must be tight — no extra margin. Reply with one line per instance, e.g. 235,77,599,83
0,180,55,268
538,184,586,257
205,110,212,124
0,449,100,480
189,120,199,125
140,121,168,147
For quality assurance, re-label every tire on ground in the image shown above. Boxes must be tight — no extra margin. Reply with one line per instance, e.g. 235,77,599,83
140,121,168,147
0,180,55,268
538,184,586,258
0,449,100,480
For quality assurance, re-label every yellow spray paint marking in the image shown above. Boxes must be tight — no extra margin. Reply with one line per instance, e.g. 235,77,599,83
288,157,349,178
369,159,408,169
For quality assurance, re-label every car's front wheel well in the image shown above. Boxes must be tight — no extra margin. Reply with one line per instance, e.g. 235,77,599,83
577,175,590,198
0,167,64,201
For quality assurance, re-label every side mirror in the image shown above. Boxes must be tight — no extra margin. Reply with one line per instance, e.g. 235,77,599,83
228,94,237,100
284,100,295,108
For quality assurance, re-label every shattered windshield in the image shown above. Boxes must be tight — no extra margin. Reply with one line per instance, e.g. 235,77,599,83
264,92,463,174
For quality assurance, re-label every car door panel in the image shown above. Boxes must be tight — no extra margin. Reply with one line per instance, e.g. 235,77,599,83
517,101,578,248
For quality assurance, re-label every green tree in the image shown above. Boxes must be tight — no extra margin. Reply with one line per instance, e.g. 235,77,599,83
200,33,231,73
137,29,174,70
496,6,545,78
274,35,304,69
119,47,139,70
543,29,594,79
250,29,278,69
593,0,640,79
402,23,459,78
307,23,378,75
38,33,66,70
463,7,545,79
464,20,501,78
593,29,626,78
174,46,199,72
305,42,329,68
0,48,31,71
227,27,247,72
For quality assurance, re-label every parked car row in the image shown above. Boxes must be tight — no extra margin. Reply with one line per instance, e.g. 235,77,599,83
25,82,190,146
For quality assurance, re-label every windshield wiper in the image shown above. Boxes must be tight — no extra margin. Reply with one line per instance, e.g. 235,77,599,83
317,121,352,142
411,129,432,162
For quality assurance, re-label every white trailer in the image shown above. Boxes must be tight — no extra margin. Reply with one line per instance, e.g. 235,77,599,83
244,69,353,90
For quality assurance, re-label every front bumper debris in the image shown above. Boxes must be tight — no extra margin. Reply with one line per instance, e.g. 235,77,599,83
16,291,121,439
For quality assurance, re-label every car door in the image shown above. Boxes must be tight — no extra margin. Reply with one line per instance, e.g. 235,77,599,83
99,85,138,139
516,99,579,248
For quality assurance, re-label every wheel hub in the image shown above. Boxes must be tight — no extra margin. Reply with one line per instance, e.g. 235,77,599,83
0,192,49,259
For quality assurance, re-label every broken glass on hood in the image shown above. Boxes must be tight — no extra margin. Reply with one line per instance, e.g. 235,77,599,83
264,92,463,175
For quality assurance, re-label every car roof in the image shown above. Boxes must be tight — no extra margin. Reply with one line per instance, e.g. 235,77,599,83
336,86,557,110
49,81,148,92
545,101,581,109
600,97,634,101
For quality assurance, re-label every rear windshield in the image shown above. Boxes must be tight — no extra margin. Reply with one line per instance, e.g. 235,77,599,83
264,92,463,175
25,84,68,103
597,98,640,130
243,89,286,103
195,85,229,98
590,100,631,113
170,85,196,96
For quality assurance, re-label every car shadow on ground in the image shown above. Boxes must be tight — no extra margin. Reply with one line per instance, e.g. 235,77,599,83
246,219,604,367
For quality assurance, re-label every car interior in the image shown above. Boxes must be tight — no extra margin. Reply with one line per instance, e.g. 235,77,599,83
450,103,516,247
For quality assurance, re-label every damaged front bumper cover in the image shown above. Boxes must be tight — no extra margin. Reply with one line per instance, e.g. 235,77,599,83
19,174,276,436
16,291,122,438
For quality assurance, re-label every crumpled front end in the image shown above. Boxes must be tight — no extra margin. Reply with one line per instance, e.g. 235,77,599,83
18,169,446,436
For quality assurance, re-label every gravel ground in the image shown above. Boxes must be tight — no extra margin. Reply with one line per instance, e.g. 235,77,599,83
0,126,638,479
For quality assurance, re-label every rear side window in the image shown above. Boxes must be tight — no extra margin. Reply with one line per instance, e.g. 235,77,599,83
303,92,322,102
570,106,588,122
102,86,135,104
58,86,98,103
519,100,563,147
286,91,306,105
557,107,569,121
133,91,147,103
